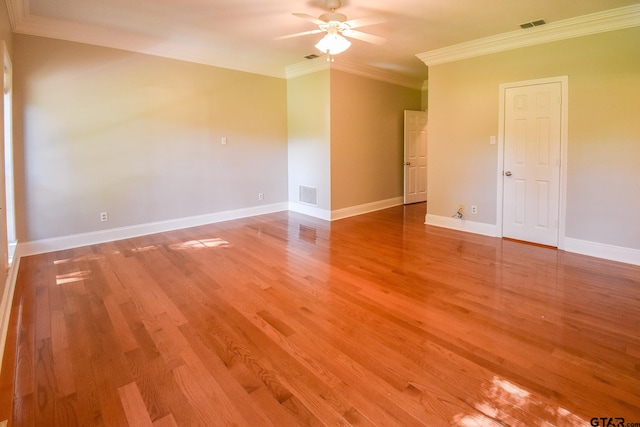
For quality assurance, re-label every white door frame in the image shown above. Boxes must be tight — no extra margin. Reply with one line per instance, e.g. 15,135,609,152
496,76,569,249
2,42,14,264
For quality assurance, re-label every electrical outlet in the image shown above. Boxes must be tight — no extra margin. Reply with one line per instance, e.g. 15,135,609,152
471,205,477,214
100,212,108,222
258,193,264,201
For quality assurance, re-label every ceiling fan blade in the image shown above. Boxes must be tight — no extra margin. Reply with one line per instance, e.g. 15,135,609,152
275,29,324,40
292,12,326,26
343,15,387,29
342,29,386,45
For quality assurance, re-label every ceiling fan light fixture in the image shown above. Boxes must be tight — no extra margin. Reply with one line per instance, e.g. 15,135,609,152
315,32,351,55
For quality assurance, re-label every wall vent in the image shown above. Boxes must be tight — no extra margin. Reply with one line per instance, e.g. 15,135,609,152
299,185,318,205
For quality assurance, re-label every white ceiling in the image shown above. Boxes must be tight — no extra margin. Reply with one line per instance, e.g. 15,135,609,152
7,0,640,81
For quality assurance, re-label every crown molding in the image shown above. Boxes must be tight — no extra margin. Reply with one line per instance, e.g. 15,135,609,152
4,0,26,30
331,60,425,90
286,57,425,90
417,4,640,66
6,0,297,78
8,0,425,85
285,57,331,79
8,10,291,78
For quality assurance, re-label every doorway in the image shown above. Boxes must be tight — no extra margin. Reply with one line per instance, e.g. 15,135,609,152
497,77,568,248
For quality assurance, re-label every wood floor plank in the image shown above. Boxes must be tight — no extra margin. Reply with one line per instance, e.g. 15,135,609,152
177,322,287,427
123,348,171,423
13,260,37,400
117,381,154,427
52,393,80,426
34,338,55,426
63,312,104,426
102,295,139,354
152,413,179,427
1,203,640,425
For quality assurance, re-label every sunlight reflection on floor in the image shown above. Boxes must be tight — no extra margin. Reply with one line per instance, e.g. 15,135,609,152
130,244,160,253
50,237,230,285
453,376,587,426
55,270,91,285
169,238,230,250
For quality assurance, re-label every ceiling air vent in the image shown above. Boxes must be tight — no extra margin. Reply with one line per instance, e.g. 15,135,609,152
520,19,546,29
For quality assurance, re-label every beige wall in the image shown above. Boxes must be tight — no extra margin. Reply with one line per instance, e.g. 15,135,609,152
427,27,640,249
287,69,421,213
287,70,331,211
330,70,421,209
14,33,421,242
14,35,289,241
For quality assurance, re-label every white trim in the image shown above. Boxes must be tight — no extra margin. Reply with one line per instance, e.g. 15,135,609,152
19,203,288,257
565,238,640,267
496,87,506,241
285,57,425,90
288,201,332,221
0,242,23,377
289,198,404,221
2,42,16,267
557,79,569,250
7,242,16,265
331,60,424,90
8,11,288,78
4,0,26,31
285,57,330,79
417,4,640,66
425,214,497,237
496,76,568,249
18,198,403,255
425,214,640,267
2,204,637,382
10,6,426,85
331,197,404,221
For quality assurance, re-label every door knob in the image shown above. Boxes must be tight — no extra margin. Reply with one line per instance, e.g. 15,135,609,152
504,171,512,176
404,162,411,166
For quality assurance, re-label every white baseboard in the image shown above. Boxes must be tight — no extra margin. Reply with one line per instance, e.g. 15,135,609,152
425,214,498,237
0,242,23,377
288,202,331,221
331,197,404,221
289,197,404,221
21,198,403,256
1,197,403,375
564,238,640,266
3,204,635,386
20,203,289,257
426,214,640,266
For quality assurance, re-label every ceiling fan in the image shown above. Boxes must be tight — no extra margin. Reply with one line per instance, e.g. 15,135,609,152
277,0,386,57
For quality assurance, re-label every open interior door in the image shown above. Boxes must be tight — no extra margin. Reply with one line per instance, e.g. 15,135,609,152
403,110,428,204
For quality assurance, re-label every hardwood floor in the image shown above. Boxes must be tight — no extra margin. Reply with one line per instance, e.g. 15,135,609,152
1,202,639,426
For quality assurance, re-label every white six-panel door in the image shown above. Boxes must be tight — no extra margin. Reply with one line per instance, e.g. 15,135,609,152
404,110,428,204
503,82,562,246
